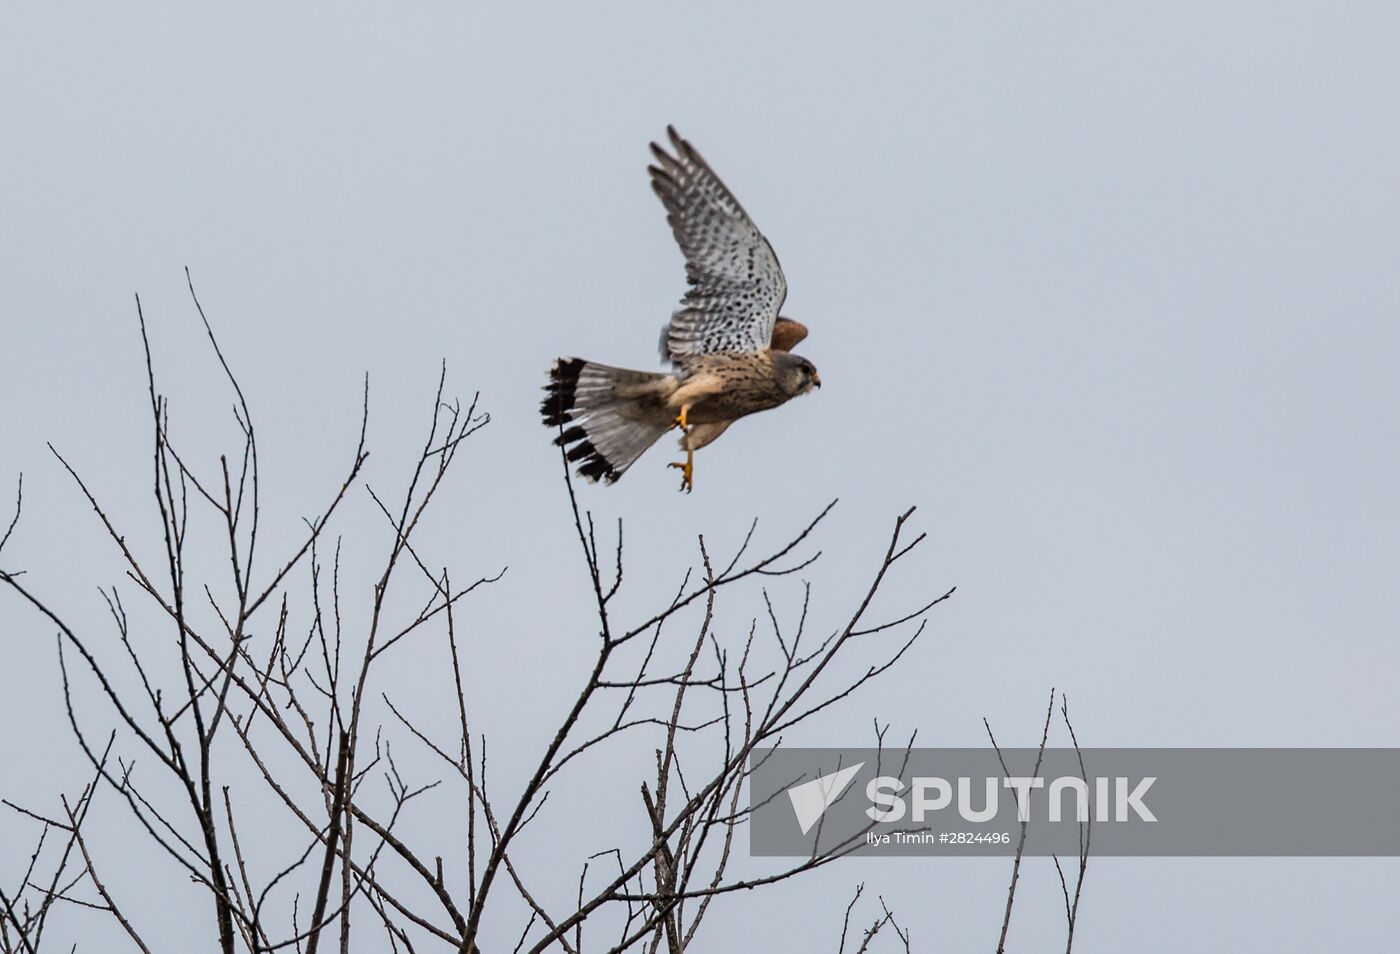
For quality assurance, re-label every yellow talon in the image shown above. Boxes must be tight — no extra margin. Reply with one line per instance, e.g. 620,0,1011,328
672,406,690,431
668,452,694,493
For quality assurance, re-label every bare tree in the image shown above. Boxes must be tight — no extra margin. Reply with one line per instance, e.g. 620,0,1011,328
0,277,970,952
984,690,1092,954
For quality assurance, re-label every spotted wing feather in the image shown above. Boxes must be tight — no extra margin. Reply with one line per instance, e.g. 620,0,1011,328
649,126,787,365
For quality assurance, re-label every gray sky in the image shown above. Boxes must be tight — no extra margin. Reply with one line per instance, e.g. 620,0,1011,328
3,3,1398,951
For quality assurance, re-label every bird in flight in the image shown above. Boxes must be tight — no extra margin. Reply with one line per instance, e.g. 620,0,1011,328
541,126,820,492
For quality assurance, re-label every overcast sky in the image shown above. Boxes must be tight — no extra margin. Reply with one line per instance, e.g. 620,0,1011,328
3,4,1398,951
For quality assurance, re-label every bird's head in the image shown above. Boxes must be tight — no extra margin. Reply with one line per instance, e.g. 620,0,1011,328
774,352,822,398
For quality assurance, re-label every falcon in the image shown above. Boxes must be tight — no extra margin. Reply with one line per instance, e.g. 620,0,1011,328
541,126,820,492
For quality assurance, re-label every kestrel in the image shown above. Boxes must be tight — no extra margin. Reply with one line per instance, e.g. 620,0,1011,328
541,126,820,492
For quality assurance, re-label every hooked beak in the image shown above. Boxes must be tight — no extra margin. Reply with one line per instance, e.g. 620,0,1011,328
812,372,822,389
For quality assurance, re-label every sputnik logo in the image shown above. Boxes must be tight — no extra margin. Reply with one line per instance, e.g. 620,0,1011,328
786,762,865,835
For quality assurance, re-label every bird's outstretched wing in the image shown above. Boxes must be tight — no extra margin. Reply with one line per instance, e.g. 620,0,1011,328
650,126,788,365
769,317,808,352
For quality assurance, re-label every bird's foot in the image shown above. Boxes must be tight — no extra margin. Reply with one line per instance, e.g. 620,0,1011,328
672,407,689,431
668,456,694,493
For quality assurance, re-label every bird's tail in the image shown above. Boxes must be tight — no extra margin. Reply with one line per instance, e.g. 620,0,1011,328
540,358,674,483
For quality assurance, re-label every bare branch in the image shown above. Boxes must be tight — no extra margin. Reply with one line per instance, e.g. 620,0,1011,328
986,688,1057,954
